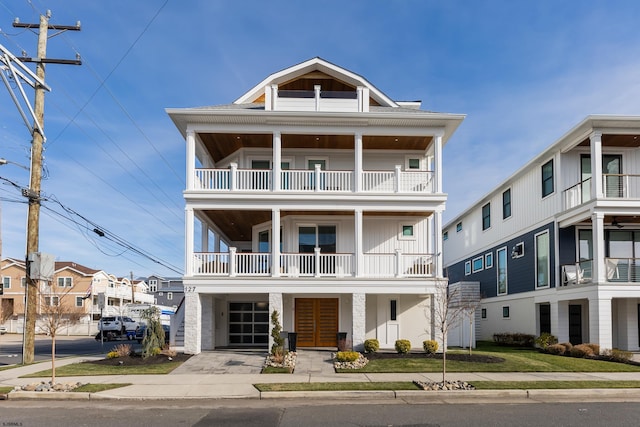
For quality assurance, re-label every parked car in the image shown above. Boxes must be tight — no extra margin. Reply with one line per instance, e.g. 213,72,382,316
0,325,7,335
98,316,138,333
135,324,170,344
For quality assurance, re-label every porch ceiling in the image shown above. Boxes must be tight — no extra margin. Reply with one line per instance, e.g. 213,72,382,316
198,133,433,164
577,134,640,148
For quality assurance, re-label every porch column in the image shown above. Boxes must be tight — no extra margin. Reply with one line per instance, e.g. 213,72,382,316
556,300,570,343
272,131,281,191
272,209,281,277
184,292,202,354
186,130,195,190
434,132,443,194
269,293,283,350
590,131,603,199
589,297,613,351
592,212,606,283
354,209,363,277
549,301,559,340
352,293,366,351
434,210,443,277
354,133,363,192
201,295,215,350
185,208,195,276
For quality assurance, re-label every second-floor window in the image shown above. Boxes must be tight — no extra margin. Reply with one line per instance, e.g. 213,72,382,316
542,159,554,197
148,279,157,293
167,292,173,301
482,203,491,231
57,277,73,287
44,296,59,306
502,189,511,219
2,277,10,289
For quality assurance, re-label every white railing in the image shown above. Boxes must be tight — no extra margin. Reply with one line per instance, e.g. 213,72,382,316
235,169,271,191
362,171,395,192
563,175,640,210
563,179,591,210
605,258,640,283
192,251,432,278
195,169,230,190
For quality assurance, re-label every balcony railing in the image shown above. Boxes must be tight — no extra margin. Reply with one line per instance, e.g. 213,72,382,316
193,167,435,194
560,258,640,285
563,174,640,210
192,251,434,278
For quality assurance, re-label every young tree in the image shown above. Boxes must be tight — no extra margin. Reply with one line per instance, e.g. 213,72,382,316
432,279,466,383
140,306,164,358
38,284,83,384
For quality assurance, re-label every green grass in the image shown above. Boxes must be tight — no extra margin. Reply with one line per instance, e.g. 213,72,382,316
262,366,293,374
339,343,640,373
21,361,183,377
255,382,421,392
72,383,132,393
0,386,14,394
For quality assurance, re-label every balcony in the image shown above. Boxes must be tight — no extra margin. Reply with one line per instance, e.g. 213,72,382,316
272,87,361,112
560,258,640,286
192,251,434,279
563,174,640,210
193,166,434,194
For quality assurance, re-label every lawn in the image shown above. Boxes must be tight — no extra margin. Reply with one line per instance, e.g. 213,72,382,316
337,342,640,373
21,360,183,377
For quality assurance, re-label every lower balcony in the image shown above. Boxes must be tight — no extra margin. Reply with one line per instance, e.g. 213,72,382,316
192,251,434,278
561,258,640,286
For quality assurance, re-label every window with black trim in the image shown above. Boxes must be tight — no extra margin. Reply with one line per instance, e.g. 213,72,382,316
502,188,511,219
464,261,471,276
481,308,487,319
485,253,493,268
542,159,554,197
482,203,491,231
502,306,510,318
390,300,397,321
443,231,448,241
456,222,462,233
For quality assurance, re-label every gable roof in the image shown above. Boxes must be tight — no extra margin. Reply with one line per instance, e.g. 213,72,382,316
234,57,398,108
55,261,100,276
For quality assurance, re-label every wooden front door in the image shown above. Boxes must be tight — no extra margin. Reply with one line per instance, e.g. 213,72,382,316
295,298,338,347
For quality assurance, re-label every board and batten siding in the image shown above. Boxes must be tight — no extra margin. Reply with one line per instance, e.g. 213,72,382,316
363,217,428,254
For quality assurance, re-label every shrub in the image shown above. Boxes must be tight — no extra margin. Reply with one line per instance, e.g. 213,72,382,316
493,332,535,347
395,339,411,354
364,339,380,353
560,342,573,352
423,340,438,354
106,351,119,359
570,344,595,358
602,348,632,363
270,310,284,356
545,343,567,355
535,332,558,348
335,351,360,362
112,343,132,358
585,343,600,355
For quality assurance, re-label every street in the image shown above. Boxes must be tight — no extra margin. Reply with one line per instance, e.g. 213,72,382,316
1,400,640,426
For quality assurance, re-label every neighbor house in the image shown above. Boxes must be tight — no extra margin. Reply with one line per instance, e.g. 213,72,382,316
167,57,464,353
443,116,640,352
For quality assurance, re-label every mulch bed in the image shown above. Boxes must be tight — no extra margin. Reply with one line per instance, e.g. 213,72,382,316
87,353,192,366
364,352,505,364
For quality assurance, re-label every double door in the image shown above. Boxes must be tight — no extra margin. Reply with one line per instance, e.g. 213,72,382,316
294,298,338,347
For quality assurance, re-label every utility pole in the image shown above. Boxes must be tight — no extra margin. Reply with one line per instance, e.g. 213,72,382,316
13,11,81,364
130,271,135,304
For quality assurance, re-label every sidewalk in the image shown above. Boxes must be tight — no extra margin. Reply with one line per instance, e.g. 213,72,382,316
3,349,640,401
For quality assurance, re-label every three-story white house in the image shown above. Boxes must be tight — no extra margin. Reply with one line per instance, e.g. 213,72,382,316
443,116,640,352
168,58,464,354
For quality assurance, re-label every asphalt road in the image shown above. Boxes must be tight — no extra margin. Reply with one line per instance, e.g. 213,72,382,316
1,400,639,426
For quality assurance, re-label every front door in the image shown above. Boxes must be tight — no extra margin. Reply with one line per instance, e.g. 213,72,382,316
295,298,338,347
568,304,583,344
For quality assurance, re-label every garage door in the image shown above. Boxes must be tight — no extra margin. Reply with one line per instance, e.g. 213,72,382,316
228,302,269,346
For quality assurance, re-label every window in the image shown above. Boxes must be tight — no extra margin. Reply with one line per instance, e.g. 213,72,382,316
167,292,173,301
21,277,26,287
542,159,554,197
407,157,421,170
44,296,59,306
497,247,508,295
485,253,493,269
390,300,397,321
443,231,448,241
2,277,10,289
481,308,487,319
148,279,157,293
158,292,163,296
502,189,511,219
76,296,84,307
512,242,525,258
57,277,73,287
456,222,462,233
482,203,491,231
502,306,510,318
535,231,550,288
472,256,484,273
400,225,415,239
464,261,471,276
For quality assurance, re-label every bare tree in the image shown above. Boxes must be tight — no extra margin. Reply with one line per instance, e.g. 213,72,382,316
39,283,83,384
432,278,466,383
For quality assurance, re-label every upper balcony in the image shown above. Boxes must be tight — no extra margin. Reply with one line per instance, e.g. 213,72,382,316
270,86,363,113
563,174,640,210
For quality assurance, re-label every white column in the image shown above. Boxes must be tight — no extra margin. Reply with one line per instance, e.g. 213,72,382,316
186,130,196,190
184,292,202,354
185,208,194,276
314,85,321,111
589,297,612,351
264,85,272,111
354,209,363,277
229,247,237,277
201,295,215,350
590,131,603,199
434,211,443,277
354,133,363,192
549,301,559,340
556,300,570,343
592,212,605,283
272,209,281,277
272,131,281,191
352,293,366,351
269,292,283,350
434,133,443,194
230,162,237,191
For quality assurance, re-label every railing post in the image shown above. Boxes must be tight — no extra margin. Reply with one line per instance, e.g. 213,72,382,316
315,164,322,192
314,247,321,278
314,85,321,111
395,249,403,278
230,163,237,191
229,247,237,277
395,165,401,193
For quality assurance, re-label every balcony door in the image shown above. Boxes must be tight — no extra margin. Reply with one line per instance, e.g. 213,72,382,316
581,154,622,198
299,225,336,275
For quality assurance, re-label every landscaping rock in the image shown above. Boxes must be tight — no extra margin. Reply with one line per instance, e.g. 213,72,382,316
333,352,369,370
18,381,84,392
264,351,297,371
413,380,476,391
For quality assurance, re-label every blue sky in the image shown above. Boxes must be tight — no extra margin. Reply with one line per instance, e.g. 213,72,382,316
1,0,639,278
